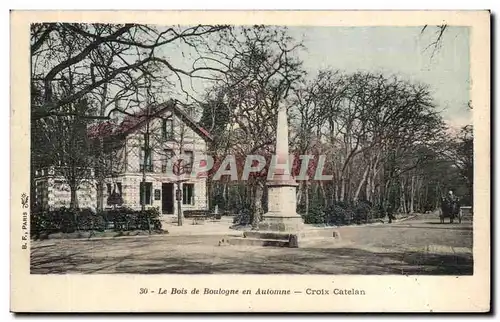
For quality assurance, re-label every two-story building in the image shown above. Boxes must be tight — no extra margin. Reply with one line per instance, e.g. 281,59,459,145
33,101,213,215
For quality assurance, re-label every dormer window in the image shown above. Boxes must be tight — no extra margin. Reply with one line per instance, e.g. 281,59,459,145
162,149,174,173
139,147,153,172
162,118,174,140
184,150,193,174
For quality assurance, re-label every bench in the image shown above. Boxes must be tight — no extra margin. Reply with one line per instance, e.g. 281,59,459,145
183,210,222,224
460,206,473,220
184,210,209,218
184,210,210,225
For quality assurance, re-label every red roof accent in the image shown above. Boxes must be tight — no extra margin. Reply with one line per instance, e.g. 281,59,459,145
198,127,211,137
87,121,115,139
87,102,213,142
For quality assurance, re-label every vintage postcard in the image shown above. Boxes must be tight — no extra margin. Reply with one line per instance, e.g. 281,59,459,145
10,10,490,312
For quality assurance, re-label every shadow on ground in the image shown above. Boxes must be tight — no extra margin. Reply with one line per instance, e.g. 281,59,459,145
369,224,472,231
31,243,473,275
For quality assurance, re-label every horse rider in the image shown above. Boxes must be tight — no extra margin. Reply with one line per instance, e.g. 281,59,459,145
446,190,459,205
446,189,461,220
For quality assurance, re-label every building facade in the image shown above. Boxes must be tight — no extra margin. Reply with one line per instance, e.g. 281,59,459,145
33,102,213,215
33,167,97,210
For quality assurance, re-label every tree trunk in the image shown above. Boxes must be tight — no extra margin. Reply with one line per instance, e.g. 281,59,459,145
223,183,228,210
400,178,406,214
435,183,440,210
96,180,104,212
369,164,380,204
97,80,108,213
69,182,78,210
340,176,346,202
252,181,264,228
319,182,328,206
331,180,337,203
355,165,370,202
141,117,151,233
336,180,342,202
141,143,147,212
305,182,310,217
177,182,183,227
365,175,371,203
384,179,394,223
423,184,428,211
410,175,415,214
297,181,304,205
369,176,376,203
69,182,79,230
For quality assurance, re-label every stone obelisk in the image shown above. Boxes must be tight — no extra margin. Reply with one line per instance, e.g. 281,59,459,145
258,106,304,232
228,105,339,248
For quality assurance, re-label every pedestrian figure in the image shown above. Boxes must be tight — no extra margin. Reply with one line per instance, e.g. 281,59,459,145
440,190,461,224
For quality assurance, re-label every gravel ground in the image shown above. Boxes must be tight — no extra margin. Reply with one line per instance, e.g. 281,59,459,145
31,214,473,275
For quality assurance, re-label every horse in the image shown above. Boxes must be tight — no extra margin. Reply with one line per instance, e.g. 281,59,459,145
439,197,461,224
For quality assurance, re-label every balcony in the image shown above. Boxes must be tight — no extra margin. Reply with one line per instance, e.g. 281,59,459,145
161,164,192,174
139,164,154,172
162,133,174,141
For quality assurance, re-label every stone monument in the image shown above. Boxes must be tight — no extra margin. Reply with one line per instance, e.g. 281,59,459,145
228,106,340,248
257,105,304,232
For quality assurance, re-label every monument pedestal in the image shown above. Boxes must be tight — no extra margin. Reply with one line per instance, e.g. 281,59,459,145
228,180,340,248
226,106,340,248
227,226,341,248
258,180,304,232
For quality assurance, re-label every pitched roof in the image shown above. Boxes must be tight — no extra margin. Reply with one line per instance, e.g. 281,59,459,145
87,101,213,142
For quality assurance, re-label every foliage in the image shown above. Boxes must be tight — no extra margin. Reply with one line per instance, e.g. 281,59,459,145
353,200,373,224
31,206,78,235
107,191,124,207
202,26,305,227
31,206,163,238
31,23,230,119
33,99,96,209
299,200,387,227
300,204,325,225
30,24,473,232
324,202,354,226
203,66,472,218
232,203,253,226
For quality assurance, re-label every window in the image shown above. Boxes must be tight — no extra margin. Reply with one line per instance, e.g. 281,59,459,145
182,183,194,205
184,151,193,174
139,182,153,205
139,147,153,172
107,182,123,206
162,119,174,140
106,182,123,196
162,149,174,173
35,180,46,209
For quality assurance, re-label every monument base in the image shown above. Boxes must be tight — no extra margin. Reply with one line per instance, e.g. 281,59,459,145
257,213,305,232
227,226,341,248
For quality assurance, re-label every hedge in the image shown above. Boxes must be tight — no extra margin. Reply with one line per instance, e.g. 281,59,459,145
31,206,163,237
232,200,385,227
300,200,385,226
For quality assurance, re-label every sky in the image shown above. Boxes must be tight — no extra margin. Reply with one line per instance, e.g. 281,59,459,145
288,26,471,129
163,25,471,130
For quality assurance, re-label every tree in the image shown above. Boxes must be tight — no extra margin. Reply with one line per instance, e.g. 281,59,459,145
31,23,230,120
286,69,450,221
37,98,95,210
444,124,473,204
420,25,448,58
31,23,235,215
456,125,474,190
202,25,305,227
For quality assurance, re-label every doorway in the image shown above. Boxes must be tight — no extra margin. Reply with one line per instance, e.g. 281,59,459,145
162,183,174,214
